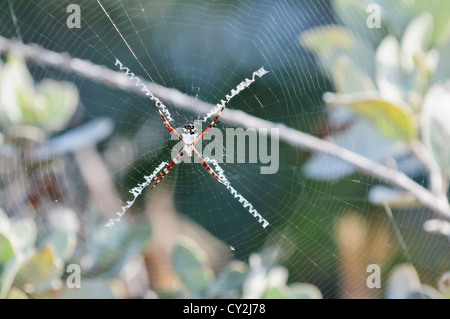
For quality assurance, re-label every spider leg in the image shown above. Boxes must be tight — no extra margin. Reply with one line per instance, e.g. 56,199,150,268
157,108,184,143
191,111,221,153
151,149,185,189
191,67,269,152
202,156,270,229
192,148,227,185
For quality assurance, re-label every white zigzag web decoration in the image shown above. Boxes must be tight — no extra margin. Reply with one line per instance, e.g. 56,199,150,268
203,157,270,228
115,58,174,122
203,67,269,122
105,161,168,228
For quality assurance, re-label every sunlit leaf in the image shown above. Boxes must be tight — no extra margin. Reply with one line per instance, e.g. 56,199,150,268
374,0,419,39
0,256,22,299
401,12,433,73
14,246,64,292
0,55,34,126
0,233,15,264
385,264,444,299
375,36,404,103
300,25,354,55
386,264,421,299
44,232,77,262
6,287,28,299
333,55,376,94
300,26,375,80
35,80,79,131
262,286,286,299
324,92,417,142
0,54,79,132
10,218,37,253
421,81,450,177
411,0,450,46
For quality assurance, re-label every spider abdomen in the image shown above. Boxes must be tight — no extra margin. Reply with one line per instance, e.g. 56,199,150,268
182,132,197,156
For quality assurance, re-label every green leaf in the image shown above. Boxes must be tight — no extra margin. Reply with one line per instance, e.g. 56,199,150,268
0,54,79,131
411,0,450,46
43,208,79,261
172,237,212,298
44,232,77,262
0,55,34,126
286,283,322,299
14,246,64,292
386,264,422,299
35,80,79,131
83,219,151,278
0,256,22,299
6,287,28,299
10,218,37,254
300,25,354,55
208,260,247,298
262,286,286,299
333,55,376,94
300,26,375,80
374,0,418,38
0,233,15,264
421,82,450,177
401,12,433,73
375,36,404,103
324,92,417,142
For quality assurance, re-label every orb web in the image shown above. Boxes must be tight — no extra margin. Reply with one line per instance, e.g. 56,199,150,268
0,0,448,299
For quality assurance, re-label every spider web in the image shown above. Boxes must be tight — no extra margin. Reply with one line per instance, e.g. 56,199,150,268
0,0,448,299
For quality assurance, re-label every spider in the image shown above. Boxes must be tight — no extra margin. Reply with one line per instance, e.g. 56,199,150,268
150,120,225,190
135,63,268,198
98,0,270,229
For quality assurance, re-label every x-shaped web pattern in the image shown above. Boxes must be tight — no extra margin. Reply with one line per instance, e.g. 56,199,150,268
105,60,270,229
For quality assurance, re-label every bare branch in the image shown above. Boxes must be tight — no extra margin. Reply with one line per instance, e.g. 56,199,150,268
1,36,449,221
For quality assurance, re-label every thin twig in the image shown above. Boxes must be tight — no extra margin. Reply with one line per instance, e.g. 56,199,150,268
1,36,449,221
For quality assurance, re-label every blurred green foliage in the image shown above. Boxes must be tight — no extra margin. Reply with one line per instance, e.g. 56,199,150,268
0,55,78,132
170,238,322,299
301,0,450,188
386,263,448,299
0,55,153,298
300,0,450,298
0,206,154,298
